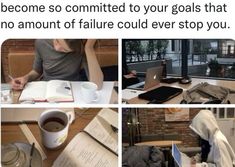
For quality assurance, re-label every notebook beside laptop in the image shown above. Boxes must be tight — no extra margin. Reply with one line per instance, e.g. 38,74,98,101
172,144,191,167
127,66,163,90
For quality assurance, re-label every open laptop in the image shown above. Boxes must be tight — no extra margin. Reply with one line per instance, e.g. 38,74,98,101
127,66,163,90
172,144,191,167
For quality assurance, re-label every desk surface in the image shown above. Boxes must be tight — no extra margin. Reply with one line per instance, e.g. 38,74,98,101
125,78,235,104
135,140,182,147
1,108,100,167
10,81,118,104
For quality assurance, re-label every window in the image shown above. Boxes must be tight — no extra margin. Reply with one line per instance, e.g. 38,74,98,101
171,40,175,51
211,108,235,119
219,40,235,58
123,39,235,80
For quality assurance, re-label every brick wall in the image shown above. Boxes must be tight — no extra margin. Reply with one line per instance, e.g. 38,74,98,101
1,39,118,82
122,108,204,147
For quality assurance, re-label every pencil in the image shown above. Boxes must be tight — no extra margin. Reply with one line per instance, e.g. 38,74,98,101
8,74,14,80
8,74,21,84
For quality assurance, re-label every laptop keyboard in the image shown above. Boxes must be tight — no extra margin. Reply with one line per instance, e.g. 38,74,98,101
137,84,144,88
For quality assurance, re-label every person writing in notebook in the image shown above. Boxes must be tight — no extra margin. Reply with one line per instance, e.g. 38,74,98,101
189,110,235,167
10,39,103,90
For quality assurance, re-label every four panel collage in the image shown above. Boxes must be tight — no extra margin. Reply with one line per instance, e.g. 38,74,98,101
1,39,235,167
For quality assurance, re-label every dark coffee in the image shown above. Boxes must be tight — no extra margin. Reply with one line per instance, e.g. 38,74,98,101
42,117,66,132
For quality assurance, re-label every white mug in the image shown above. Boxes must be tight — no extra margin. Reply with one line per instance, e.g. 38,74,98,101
38,109,73,149
81,82,99,103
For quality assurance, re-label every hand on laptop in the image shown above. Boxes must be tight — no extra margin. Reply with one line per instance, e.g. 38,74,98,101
130,70,137,75
191,157,197,167
124,70,137,79
124,74,137,79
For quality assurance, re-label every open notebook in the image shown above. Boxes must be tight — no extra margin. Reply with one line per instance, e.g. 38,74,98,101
19,80,73,102
53,108,118,167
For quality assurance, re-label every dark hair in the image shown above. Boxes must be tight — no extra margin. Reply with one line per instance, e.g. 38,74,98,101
64,39,84,53
200,138,211,162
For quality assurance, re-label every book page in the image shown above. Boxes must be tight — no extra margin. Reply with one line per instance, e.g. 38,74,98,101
53,132,118,167
19,81,47,102
98,108,118,128
46,80,73,102
84,108,118,154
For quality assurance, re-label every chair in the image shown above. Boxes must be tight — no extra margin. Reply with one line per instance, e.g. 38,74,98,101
7,47,118,81
8,50,34,79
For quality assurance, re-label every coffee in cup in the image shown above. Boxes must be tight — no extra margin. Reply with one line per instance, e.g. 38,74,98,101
42,117,66,132
38,109,73,149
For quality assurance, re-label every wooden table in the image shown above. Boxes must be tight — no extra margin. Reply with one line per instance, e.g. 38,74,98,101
11,81,118,104
135,140,182,147
1,108,100,167
125,78,235,104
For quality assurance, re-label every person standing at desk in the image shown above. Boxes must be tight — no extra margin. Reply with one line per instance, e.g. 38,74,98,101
10,39,103,90
189,110,235,167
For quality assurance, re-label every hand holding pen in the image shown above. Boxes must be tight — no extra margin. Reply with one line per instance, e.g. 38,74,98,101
9,75,28,90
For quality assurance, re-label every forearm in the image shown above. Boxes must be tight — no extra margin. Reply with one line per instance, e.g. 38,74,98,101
24,70,41,82
85,39,104,89
195,162,216,167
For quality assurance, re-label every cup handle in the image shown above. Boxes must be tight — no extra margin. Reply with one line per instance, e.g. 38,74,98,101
66,111,75,124
93,91,100,102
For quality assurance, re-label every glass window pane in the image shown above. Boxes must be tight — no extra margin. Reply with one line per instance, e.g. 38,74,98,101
227,108,235,118
219,108,225,118
123,39,235,80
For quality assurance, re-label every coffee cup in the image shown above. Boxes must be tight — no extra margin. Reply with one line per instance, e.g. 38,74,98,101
38,109,73,149
81,82,99,103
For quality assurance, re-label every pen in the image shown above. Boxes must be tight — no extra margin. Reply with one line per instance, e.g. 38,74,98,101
8,74,21,84
8,74,14,80
111,124,118,133
29,142,35,167
64,86,71,90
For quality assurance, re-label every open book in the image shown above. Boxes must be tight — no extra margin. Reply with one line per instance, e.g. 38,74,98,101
19,80,73,102
53,108,118,167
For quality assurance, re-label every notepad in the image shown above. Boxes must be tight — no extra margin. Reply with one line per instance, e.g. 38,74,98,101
53,108,118,167
19,80,73,102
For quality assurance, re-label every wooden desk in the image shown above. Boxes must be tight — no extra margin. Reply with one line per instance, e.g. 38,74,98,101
125,78,235,104
1,108,100,167
11,81,118,104
135,140,182,147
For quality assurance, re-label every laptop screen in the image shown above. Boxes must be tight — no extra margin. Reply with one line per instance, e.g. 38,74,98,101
144,66,163,89
172,144,182,167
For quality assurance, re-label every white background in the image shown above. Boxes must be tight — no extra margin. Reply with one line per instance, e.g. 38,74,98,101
1,0,235,166
0,0,235,42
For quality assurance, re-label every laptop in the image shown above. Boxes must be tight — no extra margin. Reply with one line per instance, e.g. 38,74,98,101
172,144,191,167
127,66,163,90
